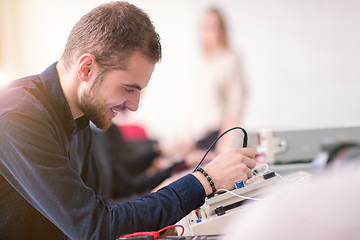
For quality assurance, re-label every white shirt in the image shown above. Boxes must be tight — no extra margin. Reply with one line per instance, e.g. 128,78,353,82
189,48,244,140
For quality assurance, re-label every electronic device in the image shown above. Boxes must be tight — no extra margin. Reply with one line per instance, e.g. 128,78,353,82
187,125,332,236
187,169,311,236
253,125,360,164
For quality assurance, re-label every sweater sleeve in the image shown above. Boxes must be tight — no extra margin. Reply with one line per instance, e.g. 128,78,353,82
0,112,206,240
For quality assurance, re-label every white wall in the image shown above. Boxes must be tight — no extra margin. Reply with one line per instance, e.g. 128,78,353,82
3,0,360,142
206,0,360,131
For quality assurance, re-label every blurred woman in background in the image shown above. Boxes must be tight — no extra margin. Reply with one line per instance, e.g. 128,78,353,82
188,7,246,154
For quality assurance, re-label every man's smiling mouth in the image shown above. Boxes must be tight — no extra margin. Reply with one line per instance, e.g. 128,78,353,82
110,105,126,116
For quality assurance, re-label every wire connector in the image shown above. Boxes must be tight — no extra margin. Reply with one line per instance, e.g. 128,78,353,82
234,179,245,189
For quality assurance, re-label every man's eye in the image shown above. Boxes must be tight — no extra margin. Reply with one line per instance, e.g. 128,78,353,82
125,88,134,93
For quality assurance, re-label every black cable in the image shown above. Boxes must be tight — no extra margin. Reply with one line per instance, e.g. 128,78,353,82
193,126,248,171
326,143,359,166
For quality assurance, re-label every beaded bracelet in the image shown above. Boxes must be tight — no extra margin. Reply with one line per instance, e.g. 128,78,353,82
195,168,217,198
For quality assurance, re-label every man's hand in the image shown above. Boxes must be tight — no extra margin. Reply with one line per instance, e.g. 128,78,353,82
192,148,256,196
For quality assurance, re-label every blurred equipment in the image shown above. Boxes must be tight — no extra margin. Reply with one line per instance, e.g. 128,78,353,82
255,125,360,164
312,138,360,172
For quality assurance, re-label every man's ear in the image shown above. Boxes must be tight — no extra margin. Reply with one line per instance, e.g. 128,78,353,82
76,54,96,82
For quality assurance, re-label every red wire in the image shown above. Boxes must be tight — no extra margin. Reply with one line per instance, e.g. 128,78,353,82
117,224,184,239
159,224,184,236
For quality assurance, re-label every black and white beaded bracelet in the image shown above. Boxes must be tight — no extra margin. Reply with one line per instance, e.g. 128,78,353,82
195,167,217,198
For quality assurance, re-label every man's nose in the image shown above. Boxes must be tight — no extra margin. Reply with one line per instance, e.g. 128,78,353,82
125,92,140,111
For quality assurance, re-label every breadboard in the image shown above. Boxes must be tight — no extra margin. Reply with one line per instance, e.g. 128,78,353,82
206,173,282,210
188,199,256,235
187,170,312,236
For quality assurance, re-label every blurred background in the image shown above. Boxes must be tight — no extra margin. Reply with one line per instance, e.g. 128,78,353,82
1,0,360,144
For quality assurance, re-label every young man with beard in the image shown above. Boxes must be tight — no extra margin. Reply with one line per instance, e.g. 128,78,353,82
0,1,256,239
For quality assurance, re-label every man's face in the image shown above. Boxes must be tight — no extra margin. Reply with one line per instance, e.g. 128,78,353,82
79,52,155,130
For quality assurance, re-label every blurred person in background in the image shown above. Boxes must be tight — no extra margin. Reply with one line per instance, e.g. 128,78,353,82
180,7,246,157
88,121,199,204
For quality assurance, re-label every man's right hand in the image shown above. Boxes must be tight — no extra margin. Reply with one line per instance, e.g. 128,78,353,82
192,148,256,196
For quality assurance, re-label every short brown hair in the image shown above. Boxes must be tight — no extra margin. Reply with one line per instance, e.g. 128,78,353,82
61,1,162,71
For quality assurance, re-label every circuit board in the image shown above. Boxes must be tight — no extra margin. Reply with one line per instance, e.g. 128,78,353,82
206,171,281,211
188,172,281,235
187,170,311,236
